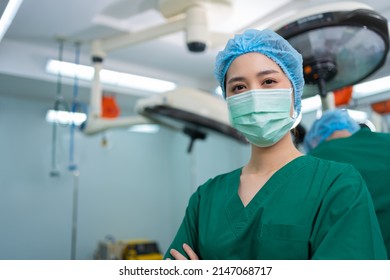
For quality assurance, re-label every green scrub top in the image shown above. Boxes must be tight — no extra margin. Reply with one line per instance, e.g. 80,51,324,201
164,155,387,260
309,128,390,258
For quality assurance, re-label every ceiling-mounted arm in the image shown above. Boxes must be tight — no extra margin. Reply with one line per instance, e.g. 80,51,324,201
82,0,233,136
90,57,104,118
82,2,206,135
185,4,208,52
93,5,208,53
81,39,154,135
88,39,107,120
96,16,187,53
91,0,233,54
90,0,211,54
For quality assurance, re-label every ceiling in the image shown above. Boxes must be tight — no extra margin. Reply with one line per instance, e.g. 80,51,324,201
1,0,390,113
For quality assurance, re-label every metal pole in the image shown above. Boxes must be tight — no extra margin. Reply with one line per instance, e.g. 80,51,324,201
70,170,80,260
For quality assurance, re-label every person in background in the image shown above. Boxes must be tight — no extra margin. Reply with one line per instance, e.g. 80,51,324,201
164,29,387,260
304,108,390,258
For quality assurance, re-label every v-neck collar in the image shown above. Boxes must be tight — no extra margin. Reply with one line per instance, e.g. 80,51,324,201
225,155,308,235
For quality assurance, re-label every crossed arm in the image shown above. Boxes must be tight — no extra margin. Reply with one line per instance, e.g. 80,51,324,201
166,243,199,260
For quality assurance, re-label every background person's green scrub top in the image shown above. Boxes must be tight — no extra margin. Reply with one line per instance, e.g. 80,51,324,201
164,156,387,260
309,127,390,258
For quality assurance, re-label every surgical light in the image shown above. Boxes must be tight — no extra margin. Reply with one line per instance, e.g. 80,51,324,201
353,76,390,98
214,86,223,97
275,3,389,100
45,59,177,93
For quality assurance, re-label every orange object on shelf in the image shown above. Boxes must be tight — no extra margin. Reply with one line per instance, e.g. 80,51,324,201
371,100,390,114
333,86,353,107
102,94,120,118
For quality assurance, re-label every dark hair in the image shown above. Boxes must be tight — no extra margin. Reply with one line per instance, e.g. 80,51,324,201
292,123,306,147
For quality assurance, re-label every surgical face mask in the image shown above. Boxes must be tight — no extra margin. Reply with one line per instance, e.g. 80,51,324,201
227,88,295,147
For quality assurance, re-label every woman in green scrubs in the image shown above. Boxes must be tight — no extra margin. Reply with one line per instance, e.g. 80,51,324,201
164,29,387,260
304,109,390,259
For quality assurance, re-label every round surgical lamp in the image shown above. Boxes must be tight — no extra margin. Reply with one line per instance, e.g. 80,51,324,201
274,3,389,100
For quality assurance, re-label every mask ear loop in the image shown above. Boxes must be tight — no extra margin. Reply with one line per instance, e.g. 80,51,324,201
291,110,302,129
290,85,301,129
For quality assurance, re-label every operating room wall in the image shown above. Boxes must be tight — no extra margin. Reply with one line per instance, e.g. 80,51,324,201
168,129,251,232
0,94,250,260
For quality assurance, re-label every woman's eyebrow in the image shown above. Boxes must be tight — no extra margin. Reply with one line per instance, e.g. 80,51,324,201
256,69,279,77
226,76,246,84
227,69,280,84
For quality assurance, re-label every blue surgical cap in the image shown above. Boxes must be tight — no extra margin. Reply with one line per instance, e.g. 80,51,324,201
214,29,304,116
304,109,360,152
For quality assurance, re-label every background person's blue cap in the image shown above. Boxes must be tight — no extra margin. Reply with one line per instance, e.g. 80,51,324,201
214,29,304,116
304,109,360,152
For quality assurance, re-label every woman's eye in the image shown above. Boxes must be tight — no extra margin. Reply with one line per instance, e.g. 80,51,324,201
263,79,276,85
232,84,246,92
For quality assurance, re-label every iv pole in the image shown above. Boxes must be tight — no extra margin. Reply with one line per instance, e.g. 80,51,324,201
69,42,81,260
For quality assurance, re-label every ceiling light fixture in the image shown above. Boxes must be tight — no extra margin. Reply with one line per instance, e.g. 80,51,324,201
128,124,160,133
45,59,177,93
0,0,23,42
45,109,87,126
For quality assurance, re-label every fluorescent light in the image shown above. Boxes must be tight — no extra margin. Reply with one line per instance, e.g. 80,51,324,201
128,124,160,133
46,109,87,126
45,59,177,93
46,60,94,80
101,69,175,92
0,0,23,42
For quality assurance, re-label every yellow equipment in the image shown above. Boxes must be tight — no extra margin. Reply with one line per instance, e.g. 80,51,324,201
94,238,163,260
122,239,163,260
